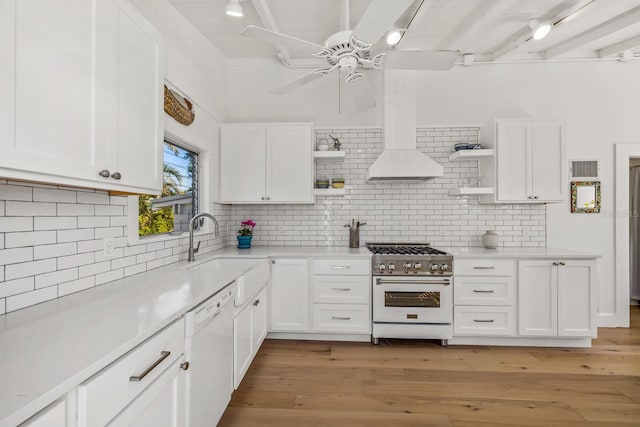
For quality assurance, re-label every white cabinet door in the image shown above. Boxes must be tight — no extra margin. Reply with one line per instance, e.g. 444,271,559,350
531,121,565,202
557,260,596,337
267,124,313,203
496,121,530,202
21,399,66,427
270,259,309,332
518,260,557,336
106,0,163,194
220,126,267,203
252,287,268,350
0,0,107,182
108,358,184,427
233,301,253,389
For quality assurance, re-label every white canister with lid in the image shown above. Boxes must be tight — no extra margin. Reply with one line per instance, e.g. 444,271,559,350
482,230,499,249
317,139,330,151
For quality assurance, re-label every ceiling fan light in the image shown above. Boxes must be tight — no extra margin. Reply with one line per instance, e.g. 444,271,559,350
226,0,243,17
386,30,402,46
529,19,551,40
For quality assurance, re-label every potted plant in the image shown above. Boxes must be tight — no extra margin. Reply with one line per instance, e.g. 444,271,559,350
237,219,256,249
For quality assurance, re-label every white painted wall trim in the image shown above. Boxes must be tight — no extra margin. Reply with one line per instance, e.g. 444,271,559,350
612,143,639,327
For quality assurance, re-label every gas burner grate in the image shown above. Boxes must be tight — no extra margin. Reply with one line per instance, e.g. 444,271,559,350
366,243,448,256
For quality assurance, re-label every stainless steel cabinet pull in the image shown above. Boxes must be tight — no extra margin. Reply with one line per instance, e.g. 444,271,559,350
272,260,276,264
253,299,260,306
559,261,566,266
473,266,495,270
473,290,494,293
473,319,495,323
98,169,110,178
261,196,265,200
331,316,351,320
332,287,351,291
533,196,539,199
331,266,351,269
376,278,450,286
111,172,122,180
129,351,171,382
180,361,190,371
552,261,559,266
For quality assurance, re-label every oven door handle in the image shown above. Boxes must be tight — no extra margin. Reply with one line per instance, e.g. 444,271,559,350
375,278,450,286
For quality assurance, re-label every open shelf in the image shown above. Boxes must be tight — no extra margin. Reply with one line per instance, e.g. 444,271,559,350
449,187,494,196
314,188,346,196
313,151,346,159
448,149,494,162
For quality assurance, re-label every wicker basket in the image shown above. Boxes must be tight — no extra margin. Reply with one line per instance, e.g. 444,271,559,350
164,85,195,126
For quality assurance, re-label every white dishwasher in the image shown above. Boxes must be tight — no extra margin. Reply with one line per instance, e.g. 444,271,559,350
184,281,236,427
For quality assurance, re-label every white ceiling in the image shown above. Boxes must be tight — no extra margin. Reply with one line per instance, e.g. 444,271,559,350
168,0,640,63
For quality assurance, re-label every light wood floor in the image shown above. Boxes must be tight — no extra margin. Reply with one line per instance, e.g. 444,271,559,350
220,306,640,426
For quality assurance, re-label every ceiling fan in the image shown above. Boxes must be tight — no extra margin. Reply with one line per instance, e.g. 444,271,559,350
241,0,459,111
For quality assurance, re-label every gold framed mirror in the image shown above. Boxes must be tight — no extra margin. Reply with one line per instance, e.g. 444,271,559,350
571,181,601,213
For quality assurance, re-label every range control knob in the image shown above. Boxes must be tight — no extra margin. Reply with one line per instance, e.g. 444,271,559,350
413,262,422,270
440,264,449,271
403,262,413,271
388,263,396,271
378,264,387,273
430,264,439,272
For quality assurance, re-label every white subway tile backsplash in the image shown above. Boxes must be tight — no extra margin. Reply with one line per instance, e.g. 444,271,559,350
111,255,137,270
78,261,110,278
77,191,110,205
0,217,33,232
57,228,94,243
6,201,56,217
0,185,32,201
5,258,57,280
35,268,78,289
56,204,95,216
110,196,128,206
0,298,4,315
58,252,95,270
34,216,77,230
33,188,76,203
95,205,123,216
124,263,146,277
96,269,123,286
0,277,34,298
34,242,77,260
0,247,33,264
5,231,56,248
58,277,95,297
77,216,110,228
95,227,123,239
77,239,102,253
6,286,57,312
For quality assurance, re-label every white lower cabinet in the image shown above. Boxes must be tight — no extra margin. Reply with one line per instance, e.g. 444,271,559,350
269,258,310,332
518,259,596,337
312,304,370,333
77,318,185,427
20,399,66,427
234,286,267,389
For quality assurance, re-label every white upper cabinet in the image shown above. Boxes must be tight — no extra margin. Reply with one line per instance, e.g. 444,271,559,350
0,0,163,194
220,123,314,204
480,119,566,204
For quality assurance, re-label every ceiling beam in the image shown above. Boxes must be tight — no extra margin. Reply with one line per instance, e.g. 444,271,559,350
436,0,511,51
489,0,594,61
545,5,640,58
251,0,291,63
598,33,640,58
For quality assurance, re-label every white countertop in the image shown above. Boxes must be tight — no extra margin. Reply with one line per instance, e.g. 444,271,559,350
0,255,266,427
213,245,372,258
446,246,601,259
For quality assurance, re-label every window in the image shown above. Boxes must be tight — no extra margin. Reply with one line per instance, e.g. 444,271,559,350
138,141,198,236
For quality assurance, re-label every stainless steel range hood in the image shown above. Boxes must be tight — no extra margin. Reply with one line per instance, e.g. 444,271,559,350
366,70,443,182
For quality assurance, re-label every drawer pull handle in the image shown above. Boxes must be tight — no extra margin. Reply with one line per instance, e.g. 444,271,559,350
253,299,260,306
331,266,351,269
473,266,495,270
332,287,351,291
129,351,171,382
473,290,495,293
331,316,351,320
473,319,495,323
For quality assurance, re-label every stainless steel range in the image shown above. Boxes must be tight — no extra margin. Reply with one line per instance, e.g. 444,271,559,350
367,242,454,346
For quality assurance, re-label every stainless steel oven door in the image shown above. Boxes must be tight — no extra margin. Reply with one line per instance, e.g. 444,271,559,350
372,276,452,323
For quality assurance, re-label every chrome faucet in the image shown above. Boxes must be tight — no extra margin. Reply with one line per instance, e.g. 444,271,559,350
188,212,220,262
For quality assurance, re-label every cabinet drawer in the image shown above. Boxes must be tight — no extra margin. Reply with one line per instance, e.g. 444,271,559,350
455,259,515,276
312,258,370,276
312,304,370,333
312,275,370,304
454,276,514,306
454,306,515,336
78,318,184,427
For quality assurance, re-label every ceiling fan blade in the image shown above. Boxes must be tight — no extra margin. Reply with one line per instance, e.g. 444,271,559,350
241,25,325,56
352,0,415,45
384,50,460,70
345,74,376,112
271,68,335,95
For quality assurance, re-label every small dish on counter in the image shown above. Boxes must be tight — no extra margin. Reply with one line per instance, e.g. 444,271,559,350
331,178,345,189
454,143,482,151
316,179,330,189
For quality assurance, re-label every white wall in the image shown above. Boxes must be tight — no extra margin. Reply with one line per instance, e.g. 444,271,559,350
226,58,640,326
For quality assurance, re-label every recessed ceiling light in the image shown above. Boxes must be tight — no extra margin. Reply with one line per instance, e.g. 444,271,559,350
529,19,551,40
386,30,402,46
226,0,243,17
